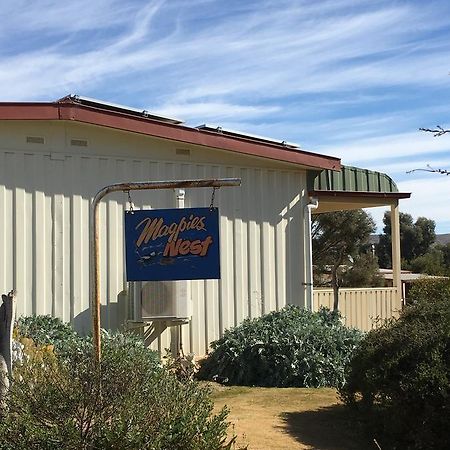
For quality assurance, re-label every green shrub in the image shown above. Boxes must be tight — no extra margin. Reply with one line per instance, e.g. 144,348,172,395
2,323,232,450
340,279,450,449
198,305,363,388
16,315,81,356
408,277,450,303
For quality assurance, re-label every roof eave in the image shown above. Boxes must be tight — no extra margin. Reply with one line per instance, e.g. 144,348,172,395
0,102,341,171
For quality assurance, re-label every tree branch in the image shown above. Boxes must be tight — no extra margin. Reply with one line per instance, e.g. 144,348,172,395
406,165,450,175
419,126,450,137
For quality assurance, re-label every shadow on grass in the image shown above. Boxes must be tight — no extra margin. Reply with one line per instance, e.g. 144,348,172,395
279,404,373,450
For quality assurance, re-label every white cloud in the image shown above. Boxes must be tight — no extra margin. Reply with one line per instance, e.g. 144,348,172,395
365,174,450,235
0,0,136,35
366,158,450,177
154,102,280,121
365,206,390,234
319,131,450,234
1,0,450,234
397,176,450,234
318,132,450,165
2,0,450,106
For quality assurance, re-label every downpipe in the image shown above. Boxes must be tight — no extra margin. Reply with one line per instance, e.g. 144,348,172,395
303,198,318,311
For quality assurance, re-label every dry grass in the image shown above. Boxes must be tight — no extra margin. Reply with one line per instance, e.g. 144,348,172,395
210,384,372,450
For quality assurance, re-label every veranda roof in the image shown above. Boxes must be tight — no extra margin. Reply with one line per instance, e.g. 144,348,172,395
308,165,411,212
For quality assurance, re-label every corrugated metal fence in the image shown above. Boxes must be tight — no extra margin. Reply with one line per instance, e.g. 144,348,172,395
314,287,402,331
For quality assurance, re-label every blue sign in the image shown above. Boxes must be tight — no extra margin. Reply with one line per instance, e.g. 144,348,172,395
125,207,220,281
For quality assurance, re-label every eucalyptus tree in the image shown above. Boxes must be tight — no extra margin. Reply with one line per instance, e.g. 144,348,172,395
376,212,436,268
312,209,376,311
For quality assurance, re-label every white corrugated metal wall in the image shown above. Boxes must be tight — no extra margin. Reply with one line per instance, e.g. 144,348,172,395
0,121,307,355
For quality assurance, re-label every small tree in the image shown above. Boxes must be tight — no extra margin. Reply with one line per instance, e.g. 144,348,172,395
408,243,450,276
312,210,376,310
340,253,384,288
376,211,436,268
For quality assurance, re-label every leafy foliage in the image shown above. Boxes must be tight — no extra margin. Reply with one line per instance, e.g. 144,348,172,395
441,242,450,267
339,253,384,288
376,211,436,268
312,209,378,309
340,278,450,449
2,318,233,450
163,350,199,381
408,247,447,275
198,305,363,388
312,209,376,271
15,315,81,356
407,242,450,276
407,277,450,303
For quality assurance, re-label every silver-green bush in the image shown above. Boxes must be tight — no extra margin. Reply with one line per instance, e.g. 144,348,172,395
198,305,363,387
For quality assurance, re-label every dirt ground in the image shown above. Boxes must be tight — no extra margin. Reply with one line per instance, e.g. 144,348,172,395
211,384,373,450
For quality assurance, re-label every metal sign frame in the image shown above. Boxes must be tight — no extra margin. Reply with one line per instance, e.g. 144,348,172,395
89,178,241,362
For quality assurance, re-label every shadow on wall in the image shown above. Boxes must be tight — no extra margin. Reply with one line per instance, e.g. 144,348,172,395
72,289,168,353
2,150,306,348
72,290,129,335
279,405,372,450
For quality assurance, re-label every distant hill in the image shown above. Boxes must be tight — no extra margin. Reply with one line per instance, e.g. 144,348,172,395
436,233,450,245
369,234,450,246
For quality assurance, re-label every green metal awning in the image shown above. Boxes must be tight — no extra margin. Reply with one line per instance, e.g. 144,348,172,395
308,165,399,193
307,165,410,213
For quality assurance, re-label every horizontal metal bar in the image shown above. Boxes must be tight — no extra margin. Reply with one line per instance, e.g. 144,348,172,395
96,178,240,198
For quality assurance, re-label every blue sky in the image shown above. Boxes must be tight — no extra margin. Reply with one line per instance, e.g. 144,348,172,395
2,0,450,233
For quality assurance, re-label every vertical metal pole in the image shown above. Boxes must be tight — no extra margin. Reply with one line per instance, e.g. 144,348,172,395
170,188,186,356
303,198,318,311
90,198,102,363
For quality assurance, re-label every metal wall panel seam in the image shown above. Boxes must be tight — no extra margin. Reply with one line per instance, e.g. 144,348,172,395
0,147,309,355
224,165,236,332
14,157,27,316
0,152,7,293
232,167,244,327
34,187,45,315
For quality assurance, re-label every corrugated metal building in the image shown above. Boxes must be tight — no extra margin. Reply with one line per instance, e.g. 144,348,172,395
0,96,408,355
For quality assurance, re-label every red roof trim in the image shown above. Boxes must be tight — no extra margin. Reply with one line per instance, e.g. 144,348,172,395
0,103,59,120
0,102,341,171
